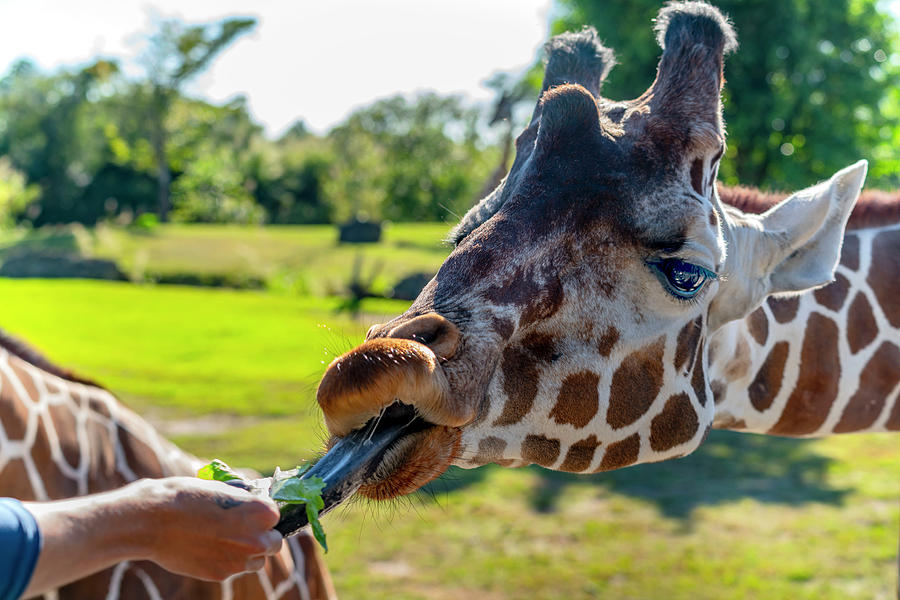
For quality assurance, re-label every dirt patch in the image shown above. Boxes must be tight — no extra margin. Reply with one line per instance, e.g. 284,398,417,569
148,413,262,437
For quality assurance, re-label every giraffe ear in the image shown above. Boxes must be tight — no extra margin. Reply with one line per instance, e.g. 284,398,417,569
760,160,867,294
709,160,867,330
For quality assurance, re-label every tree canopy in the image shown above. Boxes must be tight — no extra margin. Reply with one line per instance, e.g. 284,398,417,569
0,4,898,229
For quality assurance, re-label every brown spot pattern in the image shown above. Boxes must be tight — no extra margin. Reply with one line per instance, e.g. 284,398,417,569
493,334,556,426
484,267,565,328
711,380,726,405
559,435,601,472
9,358,39,403
649,393,699,452
549,371,600,429
715,415,747,429
607,337,665,429
674,317,702,373
87,394,112,419
839,234,860,271
85,419,122,492
767,296,800,324
868,228,900,328
471,436,512,467
494,348,540,426
48,403,80,469
521,332,557,362
769,314,840,435
32,416,79,498
116,424,164,478
596,433,640,471
813,273,850,312
597,326,620,357
746,308,768,346
0,458,35,499
846,293,878,354
748,341,789,412
690,340,708,407
834,342,900,433
491,317,515,340
0,368,29,440
722,337,750,381
520,434,561,467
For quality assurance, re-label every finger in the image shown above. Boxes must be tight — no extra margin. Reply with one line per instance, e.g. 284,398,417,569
262,529,283,555
244,556,267,573
247,498,280,528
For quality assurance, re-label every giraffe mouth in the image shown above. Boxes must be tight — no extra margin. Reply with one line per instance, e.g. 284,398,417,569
276,403,449,536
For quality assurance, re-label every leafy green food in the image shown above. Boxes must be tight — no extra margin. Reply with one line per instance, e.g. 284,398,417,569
196,459,328,552
270,466,328,552
197,458,246,483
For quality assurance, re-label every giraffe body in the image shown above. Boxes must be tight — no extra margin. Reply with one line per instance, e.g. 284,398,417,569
0,336,335,600
712,222,900,437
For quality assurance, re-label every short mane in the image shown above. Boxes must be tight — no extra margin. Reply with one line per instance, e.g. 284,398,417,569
718,184,900,230
0,328,102,388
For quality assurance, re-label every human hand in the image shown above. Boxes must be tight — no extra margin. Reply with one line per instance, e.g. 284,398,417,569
138,477,283,581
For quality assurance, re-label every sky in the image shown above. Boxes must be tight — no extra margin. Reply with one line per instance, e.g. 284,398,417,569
0,0,554,137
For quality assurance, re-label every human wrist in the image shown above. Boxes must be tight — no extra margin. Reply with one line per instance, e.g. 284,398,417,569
116,478,173,563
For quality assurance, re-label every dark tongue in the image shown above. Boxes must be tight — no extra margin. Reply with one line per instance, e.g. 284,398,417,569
274,403,427,537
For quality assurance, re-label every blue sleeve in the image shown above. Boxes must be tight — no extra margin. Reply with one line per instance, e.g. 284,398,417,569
0,498,42,600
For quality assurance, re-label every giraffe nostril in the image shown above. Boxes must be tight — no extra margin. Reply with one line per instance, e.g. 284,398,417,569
387,312,460,360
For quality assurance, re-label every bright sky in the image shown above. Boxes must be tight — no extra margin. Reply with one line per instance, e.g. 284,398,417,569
0,0,554,137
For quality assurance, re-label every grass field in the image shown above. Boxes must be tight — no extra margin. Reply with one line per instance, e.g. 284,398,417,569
1,244,899,598
1,222,454,295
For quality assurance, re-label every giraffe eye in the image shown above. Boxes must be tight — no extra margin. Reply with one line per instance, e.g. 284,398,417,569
649,258,716,300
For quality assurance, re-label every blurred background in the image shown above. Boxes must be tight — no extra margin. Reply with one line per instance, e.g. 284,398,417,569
1,1,899,598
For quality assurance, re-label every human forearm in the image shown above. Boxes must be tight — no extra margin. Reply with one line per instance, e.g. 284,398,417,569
22,480,155,597
20,477,283,598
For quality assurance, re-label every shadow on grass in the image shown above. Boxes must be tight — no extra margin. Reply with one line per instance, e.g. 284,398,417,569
420,430,848,520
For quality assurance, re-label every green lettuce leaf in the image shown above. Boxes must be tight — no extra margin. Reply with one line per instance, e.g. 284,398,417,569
197,459,245,483
197,459,328,552
271,472,328,552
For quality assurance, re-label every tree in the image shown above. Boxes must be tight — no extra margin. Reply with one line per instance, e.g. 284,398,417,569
0,59,119,224
553,0,900,190
0,158,38,227
327,93,498,222
139,16,256,221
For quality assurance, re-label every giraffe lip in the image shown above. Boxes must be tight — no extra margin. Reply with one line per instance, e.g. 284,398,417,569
276,403,429,536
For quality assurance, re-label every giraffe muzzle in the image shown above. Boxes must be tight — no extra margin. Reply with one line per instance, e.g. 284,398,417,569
275,402,429,536
316,336,475,437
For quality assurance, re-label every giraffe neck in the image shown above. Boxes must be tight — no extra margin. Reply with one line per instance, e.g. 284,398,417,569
710,223,900,436
0,346,196,500
0,338,330,600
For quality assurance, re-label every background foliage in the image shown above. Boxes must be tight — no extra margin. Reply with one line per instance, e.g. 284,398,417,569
2,0,898,228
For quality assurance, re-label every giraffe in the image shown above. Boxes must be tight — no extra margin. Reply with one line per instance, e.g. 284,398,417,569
300,0,899,585
0,329,336,600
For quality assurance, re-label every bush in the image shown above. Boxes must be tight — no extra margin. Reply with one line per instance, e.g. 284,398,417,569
0,158,39,227
171,152,265,224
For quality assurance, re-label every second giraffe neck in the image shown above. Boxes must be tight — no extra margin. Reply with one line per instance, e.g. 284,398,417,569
710,223,900,436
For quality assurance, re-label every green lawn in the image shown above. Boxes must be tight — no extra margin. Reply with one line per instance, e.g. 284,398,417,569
86,222,454,295
1,277,898,599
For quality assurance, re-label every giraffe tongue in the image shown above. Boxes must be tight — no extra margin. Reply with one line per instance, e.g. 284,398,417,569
275,403,427,537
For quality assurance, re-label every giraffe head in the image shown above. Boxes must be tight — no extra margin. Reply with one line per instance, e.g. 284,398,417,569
314,2,868,501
